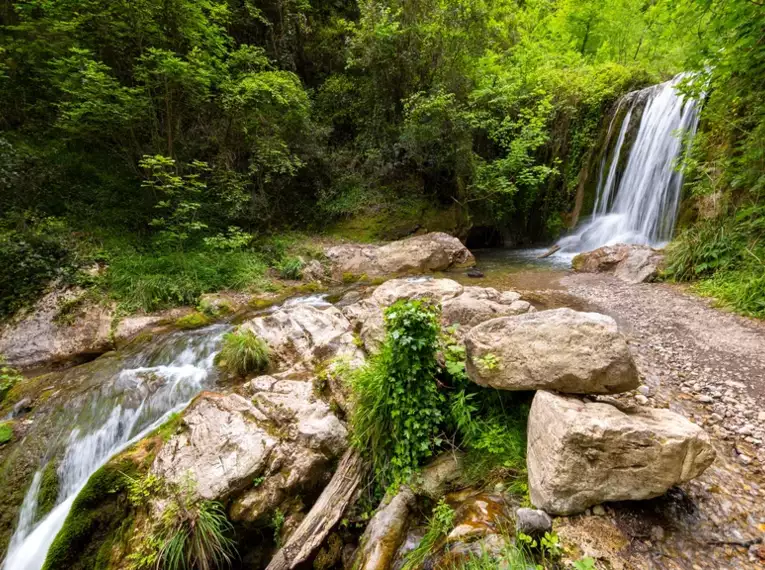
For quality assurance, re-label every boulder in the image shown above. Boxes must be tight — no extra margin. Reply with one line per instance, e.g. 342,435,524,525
0,287,113,369
353,487,417,570
515,508,552,536
572,244,664,284
302,260,327,282
242,304,364,374
527,391,716,515
465,308,639,394
343,279,533,352
153,385,348,522
326,232,474,279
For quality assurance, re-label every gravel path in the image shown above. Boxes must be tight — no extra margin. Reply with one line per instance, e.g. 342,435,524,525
551,273,765,569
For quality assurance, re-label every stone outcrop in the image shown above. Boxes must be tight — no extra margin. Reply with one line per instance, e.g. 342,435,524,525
0,287,113,369
353,487,417,570
343,278,533,352
465,308,639,394
326,232,474,279
527,391,716,515
242,304,364,374
572,244,664,284
153,383,348,522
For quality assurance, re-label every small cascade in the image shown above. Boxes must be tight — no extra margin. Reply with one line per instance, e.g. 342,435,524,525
559,74,700,252
2,325,228,570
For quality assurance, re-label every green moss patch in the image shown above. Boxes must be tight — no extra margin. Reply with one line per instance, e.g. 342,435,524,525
174,311,211,330
36,460,60,522
0,422,12,445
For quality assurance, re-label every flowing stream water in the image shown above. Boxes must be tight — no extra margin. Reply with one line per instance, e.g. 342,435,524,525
2,325,228,570
558,73,701,253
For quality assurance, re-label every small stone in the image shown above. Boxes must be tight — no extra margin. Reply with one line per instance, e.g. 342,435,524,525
638,385,652,397
709,413,723,423
738,454,752,466
695,394,713,404
758,412,765,422
592,505,606,516
12,397,33,418
738,425,755,436
467,268,485,278
515,508,553,536
635,395,649,405
650,526,665,541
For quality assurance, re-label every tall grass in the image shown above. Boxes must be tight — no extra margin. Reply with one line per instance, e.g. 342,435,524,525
215,328,270,376
107,251,268,312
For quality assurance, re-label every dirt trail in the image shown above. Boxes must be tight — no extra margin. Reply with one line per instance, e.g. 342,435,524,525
539,272,765,569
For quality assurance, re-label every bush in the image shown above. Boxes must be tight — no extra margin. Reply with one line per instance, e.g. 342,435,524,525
350,299,443,489
278,256,305,280
0,357,23,405
215,328,270,376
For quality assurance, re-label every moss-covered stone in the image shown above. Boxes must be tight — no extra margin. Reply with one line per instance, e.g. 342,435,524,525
174,311,211,330
36,460,60,522
0,422,12,445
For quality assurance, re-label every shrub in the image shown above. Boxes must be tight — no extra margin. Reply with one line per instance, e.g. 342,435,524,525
350,299,443,489
278,256,305,280
215,328,270,376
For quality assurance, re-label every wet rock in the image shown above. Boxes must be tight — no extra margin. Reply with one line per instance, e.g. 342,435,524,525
243,304,364,374
466,268,484,278
11,398,33,418
153,387,347,523
515,507,552,536
326,232,474,279
527,391,716,515
412,452,464,499
465,308,639,394
572,244,664,284
442,286,533,329
0,287,113,369
353,487,416,570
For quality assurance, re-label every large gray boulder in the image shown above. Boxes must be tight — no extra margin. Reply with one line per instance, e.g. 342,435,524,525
152,384,348,522
326,232,474,279
343,278,533,352
242,304,364,374
527,391,716,515
572,244,664,284
0,287,113,369
465,308,639,394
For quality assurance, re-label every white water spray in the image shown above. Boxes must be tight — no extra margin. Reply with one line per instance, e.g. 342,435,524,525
559,74,700,252
2,326,227,570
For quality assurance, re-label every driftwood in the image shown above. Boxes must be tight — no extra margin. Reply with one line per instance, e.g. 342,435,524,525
537,244,561,259
266,448,367,570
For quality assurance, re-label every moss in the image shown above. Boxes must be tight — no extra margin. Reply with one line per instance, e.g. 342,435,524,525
198,297,234,317
314,533,343,570
0,422,12,445
42,458,138,570
154,412,184,442
36,460,60,521
571,253,585,271
174,311,211,330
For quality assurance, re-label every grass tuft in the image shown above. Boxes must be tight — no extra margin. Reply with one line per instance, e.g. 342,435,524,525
215,328,270,376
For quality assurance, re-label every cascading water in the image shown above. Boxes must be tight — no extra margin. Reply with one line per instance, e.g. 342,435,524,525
558,73,701,253
2,325,228,570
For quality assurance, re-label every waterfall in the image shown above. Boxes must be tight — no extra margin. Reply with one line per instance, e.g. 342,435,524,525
559,73,701,253
2,325,228,570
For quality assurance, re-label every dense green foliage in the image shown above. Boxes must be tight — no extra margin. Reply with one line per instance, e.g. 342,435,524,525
2,0,750,319
0,357,23,405
350,300,529,495
350,299,444,488
662,1,765,316
215,328,270,376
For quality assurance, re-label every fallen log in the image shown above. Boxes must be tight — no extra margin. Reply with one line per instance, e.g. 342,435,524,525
537,244,561,259
266,448,367,570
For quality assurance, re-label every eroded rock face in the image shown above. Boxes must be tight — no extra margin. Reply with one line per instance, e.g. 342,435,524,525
465,308,639,394
572,244,664,284
0,287,113,369
152,384,348,522
527,391,716,515
343,278,533,352
326,232,474,279
243,304,364,374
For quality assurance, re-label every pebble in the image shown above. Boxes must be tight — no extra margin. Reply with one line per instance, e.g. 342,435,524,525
591,505,606,516
635,394,649,405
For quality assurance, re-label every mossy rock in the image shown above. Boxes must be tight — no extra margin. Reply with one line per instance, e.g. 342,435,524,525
0,422,12,446
174,311,211,330
571,254,585,271
36,460,60,522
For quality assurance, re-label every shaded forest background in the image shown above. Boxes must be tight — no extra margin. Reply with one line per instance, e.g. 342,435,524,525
0,0,763,317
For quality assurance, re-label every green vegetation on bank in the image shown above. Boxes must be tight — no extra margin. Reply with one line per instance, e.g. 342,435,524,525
215,328,270,376
3,0,760,320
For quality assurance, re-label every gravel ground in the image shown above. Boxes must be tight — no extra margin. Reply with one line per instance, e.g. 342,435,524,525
549,273,765,569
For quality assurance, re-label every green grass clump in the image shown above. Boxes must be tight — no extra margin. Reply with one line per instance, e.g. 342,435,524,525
401,498,455,570
0,357,23,405
0,422,12,445
278,256,305,280
174,312,211,330
106,250,268,313
215,328,270,376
